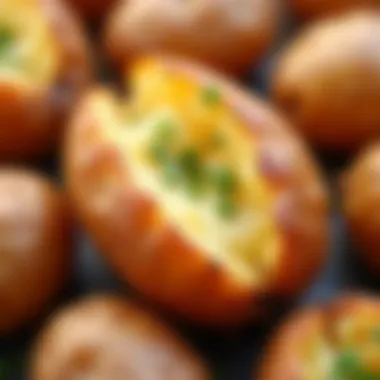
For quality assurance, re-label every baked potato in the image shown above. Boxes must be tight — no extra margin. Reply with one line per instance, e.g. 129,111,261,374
104,0,279,75
67,0,116,22
0,0,91,160
272,11,380,152
0,169,72,335
342,143,380,275
258,295,380,379
289,0,379,20
30,294,211,380
65,55,329,327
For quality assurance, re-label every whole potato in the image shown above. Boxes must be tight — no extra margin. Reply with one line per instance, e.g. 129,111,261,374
0,169,72,334
289,0,379,20
273,11,380,152
342,143,380,275
0,0,92,160
258,295,380,379
67,0,116,21
104,0,279,75
65,55,328,327
30,295,211,380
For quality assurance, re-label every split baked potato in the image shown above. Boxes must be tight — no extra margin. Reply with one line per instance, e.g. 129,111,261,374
272,11,380,152
0,169,72,335
289,0,379,20
104,0,279,74
342,143,380,276
0,0,91,160
258,295,380,379
30,294,211,380
65,55,329,327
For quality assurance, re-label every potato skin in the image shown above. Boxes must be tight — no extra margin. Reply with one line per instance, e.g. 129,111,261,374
67,0,116,21
342,143,380,275
0,169,72,335
272,11,380,152
257,295,380,379
0,0,92,160
29,294,211,380
104,0,279,75
290,0,379,20
65,56,328,327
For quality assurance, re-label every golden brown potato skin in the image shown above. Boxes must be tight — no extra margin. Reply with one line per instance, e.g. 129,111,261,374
0,169,72,335
104,0,279,74
290,0,379,20
67,0,116,21
30,295,211,380
257,295,380,379
272,11,380,152
342,143,380,275
0,0,92,161
65,56,328,327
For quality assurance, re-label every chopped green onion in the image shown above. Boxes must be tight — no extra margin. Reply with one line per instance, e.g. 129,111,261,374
178,147,206,197
155,118,176,142
331,350,377,380
209,166,237,195
149,118,177,164
201,85,222,106
162,161,182,187
335,350,359,373
217,196,237,219
373,327,380,342
178,147,202,178
0,28,13,60
148,141,170,164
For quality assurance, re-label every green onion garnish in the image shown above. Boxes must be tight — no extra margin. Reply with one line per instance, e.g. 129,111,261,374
216,196,237,219
0,28,14,60
201,85,222,106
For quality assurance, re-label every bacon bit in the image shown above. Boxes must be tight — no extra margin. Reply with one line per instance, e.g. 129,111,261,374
258,139,294,183
274,192,298,233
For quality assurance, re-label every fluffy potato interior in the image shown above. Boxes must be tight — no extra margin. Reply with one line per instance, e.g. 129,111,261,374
0,0,60,88
95,60,281,285
299,309,380,379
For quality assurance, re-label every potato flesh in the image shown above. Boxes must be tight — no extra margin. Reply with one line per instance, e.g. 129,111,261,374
94,62,280,285
0,0,60,88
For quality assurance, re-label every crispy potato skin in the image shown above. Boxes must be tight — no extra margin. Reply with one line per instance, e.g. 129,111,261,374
257,295,380,379
65,56,328,327
103,0,279,75
30,295,211,380
342,144,380,274
0,0,92,160
273,11,380,153
289,0,379,20
67,0,116,21
0,169,72,335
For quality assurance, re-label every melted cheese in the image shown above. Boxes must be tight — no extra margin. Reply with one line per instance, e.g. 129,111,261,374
301,332,335,380
94,61,281,285
0,0,60,88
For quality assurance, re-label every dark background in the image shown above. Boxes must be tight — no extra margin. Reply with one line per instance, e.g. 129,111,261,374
0,6,377,380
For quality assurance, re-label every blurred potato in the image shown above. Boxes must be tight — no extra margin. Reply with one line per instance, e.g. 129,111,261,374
65,55,328,327
342,143,380,275
258,295,380,379
0,0,92,160
67,0,117,21
30,294,211,380
104,0,279,75
289,0,379,20
0,169,72,335
272,11,380,152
